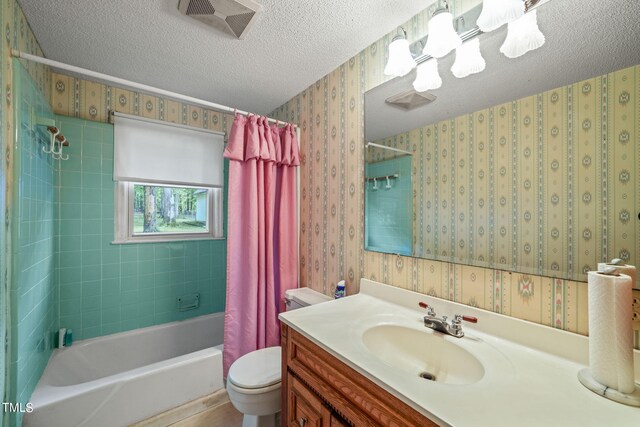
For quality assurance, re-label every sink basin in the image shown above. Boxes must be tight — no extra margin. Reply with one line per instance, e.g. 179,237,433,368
362,324,485,385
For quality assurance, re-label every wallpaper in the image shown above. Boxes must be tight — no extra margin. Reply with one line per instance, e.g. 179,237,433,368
51,73,235,132
270,8,639,346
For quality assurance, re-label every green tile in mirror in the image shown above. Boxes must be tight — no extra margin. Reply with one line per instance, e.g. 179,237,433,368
365,155,413,256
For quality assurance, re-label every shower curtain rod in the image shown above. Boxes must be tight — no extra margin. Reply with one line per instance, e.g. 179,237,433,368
366,142,412,155
11,50,298,129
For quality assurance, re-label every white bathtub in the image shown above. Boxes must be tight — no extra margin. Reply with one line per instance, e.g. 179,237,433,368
24,313,224,427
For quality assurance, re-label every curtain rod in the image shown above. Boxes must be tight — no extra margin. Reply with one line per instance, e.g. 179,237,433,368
12,50,297,129
366,142,412,155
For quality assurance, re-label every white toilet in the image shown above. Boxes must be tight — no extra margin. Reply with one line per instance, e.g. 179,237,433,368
226,287,332,427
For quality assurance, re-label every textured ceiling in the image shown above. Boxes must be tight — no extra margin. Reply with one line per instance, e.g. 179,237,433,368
366,0,640,141
18,0,434,115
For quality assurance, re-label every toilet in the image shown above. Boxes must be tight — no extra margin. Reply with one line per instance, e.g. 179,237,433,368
226,287,332,427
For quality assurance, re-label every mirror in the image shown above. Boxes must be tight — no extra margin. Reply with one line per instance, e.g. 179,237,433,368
364,0,640,281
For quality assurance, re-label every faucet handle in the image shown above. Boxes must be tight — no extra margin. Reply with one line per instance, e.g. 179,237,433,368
418,301,436,317
454,314,478,323
450,314,477,333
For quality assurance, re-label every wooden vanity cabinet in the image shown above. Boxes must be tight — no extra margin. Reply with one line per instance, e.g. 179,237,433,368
281,324,436,427
287,373,348,427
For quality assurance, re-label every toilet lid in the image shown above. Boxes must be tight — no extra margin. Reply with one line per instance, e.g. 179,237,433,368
228,346,281,389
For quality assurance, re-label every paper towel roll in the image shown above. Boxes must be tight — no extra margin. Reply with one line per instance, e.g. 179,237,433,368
607,262,637,290
588,271,635,393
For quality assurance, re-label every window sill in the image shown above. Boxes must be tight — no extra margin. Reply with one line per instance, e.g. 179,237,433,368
112,235,226,245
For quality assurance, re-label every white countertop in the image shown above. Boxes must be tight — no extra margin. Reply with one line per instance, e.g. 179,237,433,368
279,279,640,427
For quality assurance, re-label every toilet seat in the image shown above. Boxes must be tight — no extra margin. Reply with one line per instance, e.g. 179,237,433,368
228,346,281,390
227,379,281,396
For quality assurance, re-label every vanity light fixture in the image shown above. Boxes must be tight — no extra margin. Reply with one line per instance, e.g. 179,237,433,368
372,178,379,190
476,0,525,32
389,1,544,94
413,59,442,92
500,9,545,58
385,176,392,189
451,38,486,78
384,28,417,77
423,1,462,58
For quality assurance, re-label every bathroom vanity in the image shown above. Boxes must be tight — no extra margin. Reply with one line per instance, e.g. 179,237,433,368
282,324,433,426
279,279,640,426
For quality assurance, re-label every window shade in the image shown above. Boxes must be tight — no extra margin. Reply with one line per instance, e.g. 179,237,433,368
113,112,225,187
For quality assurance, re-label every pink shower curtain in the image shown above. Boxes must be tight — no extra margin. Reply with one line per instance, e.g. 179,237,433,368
223,114,299,376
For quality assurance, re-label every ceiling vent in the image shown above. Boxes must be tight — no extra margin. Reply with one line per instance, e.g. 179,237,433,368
385,90,437,111
178,0,262,39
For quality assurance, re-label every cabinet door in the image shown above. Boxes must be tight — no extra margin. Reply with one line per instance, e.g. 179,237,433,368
287,374,330,427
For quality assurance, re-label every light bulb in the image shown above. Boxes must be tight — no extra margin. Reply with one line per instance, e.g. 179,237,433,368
413,59,442,92
477,0,524,32
500,10,545,59
384,37,417,77
451,38,486,78
423,11,462,58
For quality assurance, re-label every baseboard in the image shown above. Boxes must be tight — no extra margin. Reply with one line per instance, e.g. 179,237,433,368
131,388,241,427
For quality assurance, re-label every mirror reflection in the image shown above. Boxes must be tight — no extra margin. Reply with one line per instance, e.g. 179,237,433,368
364,0,640,281
364,144,413,256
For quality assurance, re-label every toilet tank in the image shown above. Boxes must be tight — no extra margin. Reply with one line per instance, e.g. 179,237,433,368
284,287,332,311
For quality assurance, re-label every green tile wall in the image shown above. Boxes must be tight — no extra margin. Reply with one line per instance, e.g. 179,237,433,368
0,2,6,425
9,60,57,426
54,116,227,340
365,156,413,256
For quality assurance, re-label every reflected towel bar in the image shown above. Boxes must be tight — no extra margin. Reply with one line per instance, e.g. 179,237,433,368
365,173,399,182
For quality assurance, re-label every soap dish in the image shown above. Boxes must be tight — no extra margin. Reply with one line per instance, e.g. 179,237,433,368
578,368,640,407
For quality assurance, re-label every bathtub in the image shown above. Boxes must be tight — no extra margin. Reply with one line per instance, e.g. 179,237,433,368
24,312,224,427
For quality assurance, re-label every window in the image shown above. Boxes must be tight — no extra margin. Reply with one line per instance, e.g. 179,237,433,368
114,182,223,243
111,112,225,244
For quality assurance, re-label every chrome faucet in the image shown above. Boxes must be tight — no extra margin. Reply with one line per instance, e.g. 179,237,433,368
419,302,477,338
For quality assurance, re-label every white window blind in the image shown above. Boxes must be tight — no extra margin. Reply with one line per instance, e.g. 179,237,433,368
113,112,225,187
